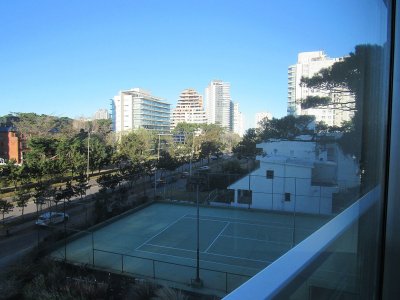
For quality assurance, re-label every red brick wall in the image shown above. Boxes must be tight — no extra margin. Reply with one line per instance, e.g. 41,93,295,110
0,131,21,164
8,132,20,163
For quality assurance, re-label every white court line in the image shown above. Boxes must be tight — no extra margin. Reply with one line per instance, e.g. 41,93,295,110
204,222,230,253
220,234,292,247
135,214,189,251
185,214,295,228
134,248,262,271
141,242,270,264
185,216,293,231
143,243,196,253
183,215,228,224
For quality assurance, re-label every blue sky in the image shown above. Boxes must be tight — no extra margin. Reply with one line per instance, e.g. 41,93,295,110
0,0,387,128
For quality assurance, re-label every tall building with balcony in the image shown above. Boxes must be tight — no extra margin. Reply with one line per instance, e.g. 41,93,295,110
205,80,233,130
171,89,207,129
233,102,245,136
93,109,110,120
287,51,355,127
112,88,170,134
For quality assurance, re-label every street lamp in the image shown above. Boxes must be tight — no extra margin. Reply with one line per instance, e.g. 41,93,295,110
189,132,195,176
154,133,173,197
86,130,91,182
191,177,203,288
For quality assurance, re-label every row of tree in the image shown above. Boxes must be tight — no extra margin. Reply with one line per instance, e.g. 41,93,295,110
0,117,242,219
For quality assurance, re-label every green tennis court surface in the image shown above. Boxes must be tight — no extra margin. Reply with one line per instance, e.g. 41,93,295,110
51,202,329,294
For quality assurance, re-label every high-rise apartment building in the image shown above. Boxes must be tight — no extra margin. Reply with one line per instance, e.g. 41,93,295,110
288,51,354,127
255,111,272,128
233,103,245,136
93,109,110,120
205,80,233,130
112,88,170,134
171,89,207,129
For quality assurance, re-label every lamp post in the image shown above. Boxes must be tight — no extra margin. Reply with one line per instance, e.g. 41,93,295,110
86,130,90,182
191,179,203,288
189,132,195,176
154,134,161,197
154,133,173,197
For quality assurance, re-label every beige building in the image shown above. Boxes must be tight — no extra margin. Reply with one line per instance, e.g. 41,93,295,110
171,89,207,129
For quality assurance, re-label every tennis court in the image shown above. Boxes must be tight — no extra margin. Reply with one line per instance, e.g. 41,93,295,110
51,202,329,294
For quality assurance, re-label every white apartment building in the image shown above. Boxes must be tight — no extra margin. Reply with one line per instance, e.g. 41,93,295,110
255,111,272,128
288,51,355,127
205,80,233,130
93,108,110,120
112,88,170,134
171,89,207,129
233,102,245,136
227,138,360,215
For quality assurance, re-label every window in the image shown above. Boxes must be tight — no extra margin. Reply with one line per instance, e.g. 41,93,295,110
284,192,290,202
266,170,274,179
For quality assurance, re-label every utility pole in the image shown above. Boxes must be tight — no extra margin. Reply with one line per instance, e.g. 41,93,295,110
86,130,90,182
192,183,203,287
189,132,195,176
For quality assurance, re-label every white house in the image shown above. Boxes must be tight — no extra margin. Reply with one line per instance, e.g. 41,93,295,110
227,137,360,215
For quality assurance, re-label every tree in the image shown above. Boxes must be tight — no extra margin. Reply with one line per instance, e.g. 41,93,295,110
33,181,50,215
257,115,315,141
232,128,262,159
15,187,31,218
197,124,225,162
88,134,113,174
24,136,59,181
300,44,386,189
222,160,245,175
199,141,222,163
97,174,120,193
157,150,180,172
118,129,156,163
0,200,14,225
10,113,75,139
172,122,202,135
91,119,112,141
73,174,90,199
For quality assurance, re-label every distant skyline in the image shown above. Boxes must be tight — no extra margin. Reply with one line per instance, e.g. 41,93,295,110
0,0,387,129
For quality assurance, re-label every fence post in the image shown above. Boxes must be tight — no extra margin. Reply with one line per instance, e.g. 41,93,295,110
92,232,95,266
319,186,322,215
292,178,297,248
121,254,124,273
153,260,156,279
225,272,228,293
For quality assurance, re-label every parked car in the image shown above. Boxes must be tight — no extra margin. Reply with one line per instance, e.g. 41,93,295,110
151,179,166,187
199,166,210,170
35,212,69,226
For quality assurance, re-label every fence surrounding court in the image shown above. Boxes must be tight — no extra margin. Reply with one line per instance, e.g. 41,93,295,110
91,248,251,293
47,227,252,294
155,171,360,215
46,201,331,295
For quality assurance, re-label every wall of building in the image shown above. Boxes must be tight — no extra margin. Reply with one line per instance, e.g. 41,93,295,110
0,129,21,163
112,88,170,134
